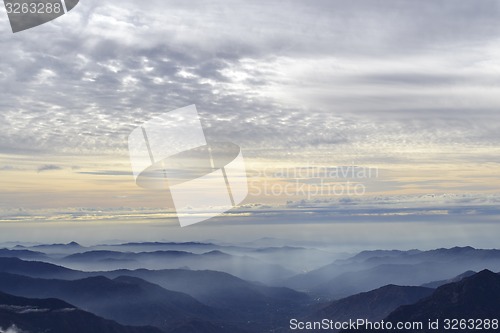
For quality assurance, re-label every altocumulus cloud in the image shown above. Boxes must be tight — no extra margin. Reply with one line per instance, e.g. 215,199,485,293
0,0,499,160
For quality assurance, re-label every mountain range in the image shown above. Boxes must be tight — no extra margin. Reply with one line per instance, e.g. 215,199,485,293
283,246,500,299
0,243,498,332
0,257,308,332
308,284,433,325
0,290,162,333
0,272,220,331
341,270,500,333
58,249,295,283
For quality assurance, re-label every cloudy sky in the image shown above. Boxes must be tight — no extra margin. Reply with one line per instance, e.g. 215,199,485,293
1,0,500,244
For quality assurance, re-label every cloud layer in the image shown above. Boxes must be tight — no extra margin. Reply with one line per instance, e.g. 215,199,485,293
1,0,500,160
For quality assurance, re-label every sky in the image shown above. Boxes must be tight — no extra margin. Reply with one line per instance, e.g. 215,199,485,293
0,1,500,245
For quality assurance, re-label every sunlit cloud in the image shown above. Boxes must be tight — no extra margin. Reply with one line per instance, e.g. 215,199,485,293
0,0,499,213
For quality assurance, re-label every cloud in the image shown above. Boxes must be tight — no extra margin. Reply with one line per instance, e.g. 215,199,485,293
227,193,500,227
0,325,28,333
37,164,63,173
0,0,499,162
77,170,131,176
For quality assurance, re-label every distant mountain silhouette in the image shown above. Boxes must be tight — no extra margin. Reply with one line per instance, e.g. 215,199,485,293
284,247,500,297
0,290,162,333
98,268,310,331
0,256,308,330
3,244,500,333
104,241,219,251
93,242,254,258
31,241,85,253
361,246,500,266
309,285,433,328
61,242,335,273
16,240,337,274
0,248,48,260
59,249,294,283
63,250,194,262
342,270,500,332
421,270,476,288
0,272,220,332
108,241,214,248
386,270,500,331
0,257,83,279
349,249,421,262
99,268,308,310
0,256,310,332
312,262,454,298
